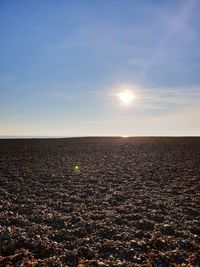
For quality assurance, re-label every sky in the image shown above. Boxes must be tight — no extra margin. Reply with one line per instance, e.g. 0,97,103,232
0,0,200,137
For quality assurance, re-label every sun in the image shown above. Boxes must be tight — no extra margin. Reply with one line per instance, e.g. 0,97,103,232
118,90,135,105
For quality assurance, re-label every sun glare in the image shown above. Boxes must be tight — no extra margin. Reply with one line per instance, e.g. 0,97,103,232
118,90,135,105
121,135,129,138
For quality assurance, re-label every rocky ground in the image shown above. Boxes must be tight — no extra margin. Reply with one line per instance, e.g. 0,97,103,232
0,137,200,267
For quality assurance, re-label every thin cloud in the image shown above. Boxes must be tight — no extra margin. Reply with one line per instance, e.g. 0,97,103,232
96,84,200,114
46,81,92,102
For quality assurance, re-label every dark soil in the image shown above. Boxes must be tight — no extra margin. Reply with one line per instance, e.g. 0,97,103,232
0,137,200,266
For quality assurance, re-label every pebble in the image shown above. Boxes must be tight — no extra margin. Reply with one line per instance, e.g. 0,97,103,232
1,227,11,240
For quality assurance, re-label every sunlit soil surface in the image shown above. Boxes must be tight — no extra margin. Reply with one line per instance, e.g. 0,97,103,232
0,137,200,266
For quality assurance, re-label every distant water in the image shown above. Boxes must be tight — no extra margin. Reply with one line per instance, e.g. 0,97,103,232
0,136,67,139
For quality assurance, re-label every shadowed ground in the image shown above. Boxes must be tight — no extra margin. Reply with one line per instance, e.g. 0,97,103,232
0,137,200,266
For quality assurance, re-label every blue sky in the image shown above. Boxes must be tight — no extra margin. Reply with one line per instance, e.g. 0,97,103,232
0,0,200,136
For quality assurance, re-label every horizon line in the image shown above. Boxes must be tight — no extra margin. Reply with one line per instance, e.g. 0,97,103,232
0,135,199,139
